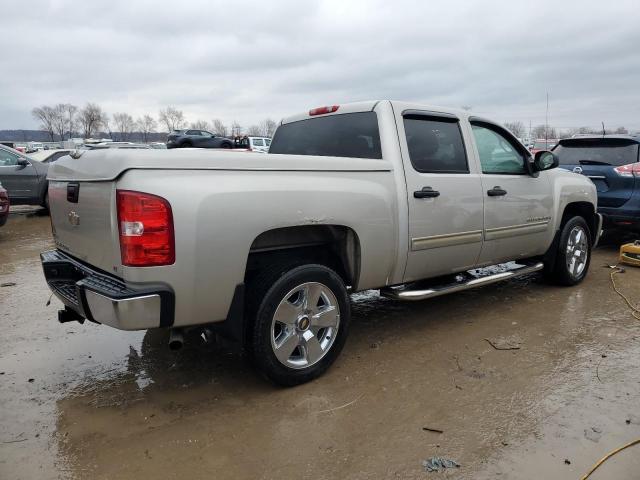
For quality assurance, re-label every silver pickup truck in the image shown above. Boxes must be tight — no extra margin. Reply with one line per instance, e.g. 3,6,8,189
41,100,601,385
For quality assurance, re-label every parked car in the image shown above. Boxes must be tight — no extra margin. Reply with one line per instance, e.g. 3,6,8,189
0,144,50,208
41,100,600,386
166,130,233,149
231,136,271,152
530,139,559,155
247,136,271,153
554,135,640,231
0,182,9,227
28,149,72,163
25,142,44,153
84,142,151,150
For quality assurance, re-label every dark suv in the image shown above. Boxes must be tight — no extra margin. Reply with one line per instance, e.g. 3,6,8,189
166,130,233,149
554,135,640,231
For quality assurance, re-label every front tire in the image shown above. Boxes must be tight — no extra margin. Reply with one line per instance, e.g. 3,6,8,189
247,264,350,386
545,216,592,286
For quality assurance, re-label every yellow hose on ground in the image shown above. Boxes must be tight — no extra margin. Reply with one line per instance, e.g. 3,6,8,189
580,438,640,480
609,267,640,321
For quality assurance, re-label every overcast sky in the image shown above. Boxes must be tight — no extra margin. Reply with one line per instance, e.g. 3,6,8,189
2,0,640,132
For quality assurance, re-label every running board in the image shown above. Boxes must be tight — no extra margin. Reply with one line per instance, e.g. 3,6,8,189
380,261,544,301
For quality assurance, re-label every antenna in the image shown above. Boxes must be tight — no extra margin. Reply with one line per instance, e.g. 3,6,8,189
602,121,605,137
545,92,549,146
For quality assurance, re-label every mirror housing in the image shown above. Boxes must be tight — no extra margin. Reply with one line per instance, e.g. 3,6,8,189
17,158,30,167
533,150,558,171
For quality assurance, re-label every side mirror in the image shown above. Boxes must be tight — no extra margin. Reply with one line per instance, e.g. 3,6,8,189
533,150,558,171
17,158,30,167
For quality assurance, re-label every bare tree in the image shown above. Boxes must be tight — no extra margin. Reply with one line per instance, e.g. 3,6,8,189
532,124,557,140
113,112,135,141
259,118,277,137
504,121,525,138
78,103,105,139
137,114,157,143
246,125,262,136
158,106,186,132
212,119,228,137
614,126,628,134
189,120,210,131
64,104,78,139
31,105,57,141
231,121,242,137
51,104,69,141
102,114,114,140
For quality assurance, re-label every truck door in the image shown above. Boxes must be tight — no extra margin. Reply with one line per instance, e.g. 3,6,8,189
0,148,39,202
469,120,554,264
399,111,484,282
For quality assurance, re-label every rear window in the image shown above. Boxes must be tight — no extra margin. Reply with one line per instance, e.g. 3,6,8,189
269,112,382,159
554,140,639,166
404,116,468,173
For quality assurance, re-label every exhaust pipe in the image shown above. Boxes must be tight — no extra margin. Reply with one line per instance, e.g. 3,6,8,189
168,328,184,351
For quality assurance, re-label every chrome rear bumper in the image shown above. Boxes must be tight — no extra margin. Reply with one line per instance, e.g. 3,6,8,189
41,249,174,330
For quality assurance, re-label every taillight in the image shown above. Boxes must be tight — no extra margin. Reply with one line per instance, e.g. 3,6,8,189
117,190,175,267
309,105,339,116
614,163,640,177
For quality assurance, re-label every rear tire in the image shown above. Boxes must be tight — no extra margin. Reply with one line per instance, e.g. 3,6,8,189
545,216,591,286
180,141,192,148
247,263,350,386
221,142,232,149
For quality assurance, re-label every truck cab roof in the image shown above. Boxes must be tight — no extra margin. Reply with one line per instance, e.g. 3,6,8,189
280,100,472,125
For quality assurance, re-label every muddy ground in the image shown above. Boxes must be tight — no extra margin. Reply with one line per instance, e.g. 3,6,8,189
1,211,639,480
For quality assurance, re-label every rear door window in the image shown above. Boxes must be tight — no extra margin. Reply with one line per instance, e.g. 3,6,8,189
554,140,639,166
403,116,468,173
252,138,264,147
0,149,20,166
186,130,201,136
269,112,382,159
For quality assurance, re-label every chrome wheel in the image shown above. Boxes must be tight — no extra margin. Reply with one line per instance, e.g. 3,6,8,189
566,225,588,278
270,282,340,369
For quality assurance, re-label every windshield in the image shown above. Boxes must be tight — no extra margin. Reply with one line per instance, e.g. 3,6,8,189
269,112,382,159
554,140,639,166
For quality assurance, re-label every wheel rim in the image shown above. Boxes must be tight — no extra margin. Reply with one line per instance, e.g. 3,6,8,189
566,225,588,278
270,282,340,369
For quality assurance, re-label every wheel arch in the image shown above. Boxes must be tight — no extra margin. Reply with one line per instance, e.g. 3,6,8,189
245,224,361,290
561,201,599,243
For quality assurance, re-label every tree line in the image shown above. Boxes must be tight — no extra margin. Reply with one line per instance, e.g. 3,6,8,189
503,121,629,140
31,103,278,142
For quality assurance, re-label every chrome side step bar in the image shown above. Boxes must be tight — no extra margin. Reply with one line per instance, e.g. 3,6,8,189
380,261,544,302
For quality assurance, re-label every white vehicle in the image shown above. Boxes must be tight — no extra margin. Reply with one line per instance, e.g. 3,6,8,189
41,100,600,385
28,149,72,163
248,136,271,153
27,142,44,152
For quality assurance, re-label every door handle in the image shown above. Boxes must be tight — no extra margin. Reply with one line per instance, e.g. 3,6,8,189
487,186,507,197
414,187,440,198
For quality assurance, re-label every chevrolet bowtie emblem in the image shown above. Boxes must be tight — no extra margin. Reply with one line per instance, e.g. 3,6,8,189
68,211,80,226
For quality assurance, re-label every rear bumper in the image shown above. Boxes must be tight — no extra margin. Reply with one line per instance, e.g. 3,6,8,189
599,209,640,231
599,193,640,231
40,249,174,330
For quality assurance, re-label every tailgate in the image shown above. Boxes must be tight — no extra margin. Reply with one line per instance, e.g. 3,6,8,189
48,180,121,274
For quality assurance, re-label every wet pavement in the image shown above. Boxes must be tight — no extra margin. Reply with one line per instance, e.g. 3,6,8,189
1,211,640,479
